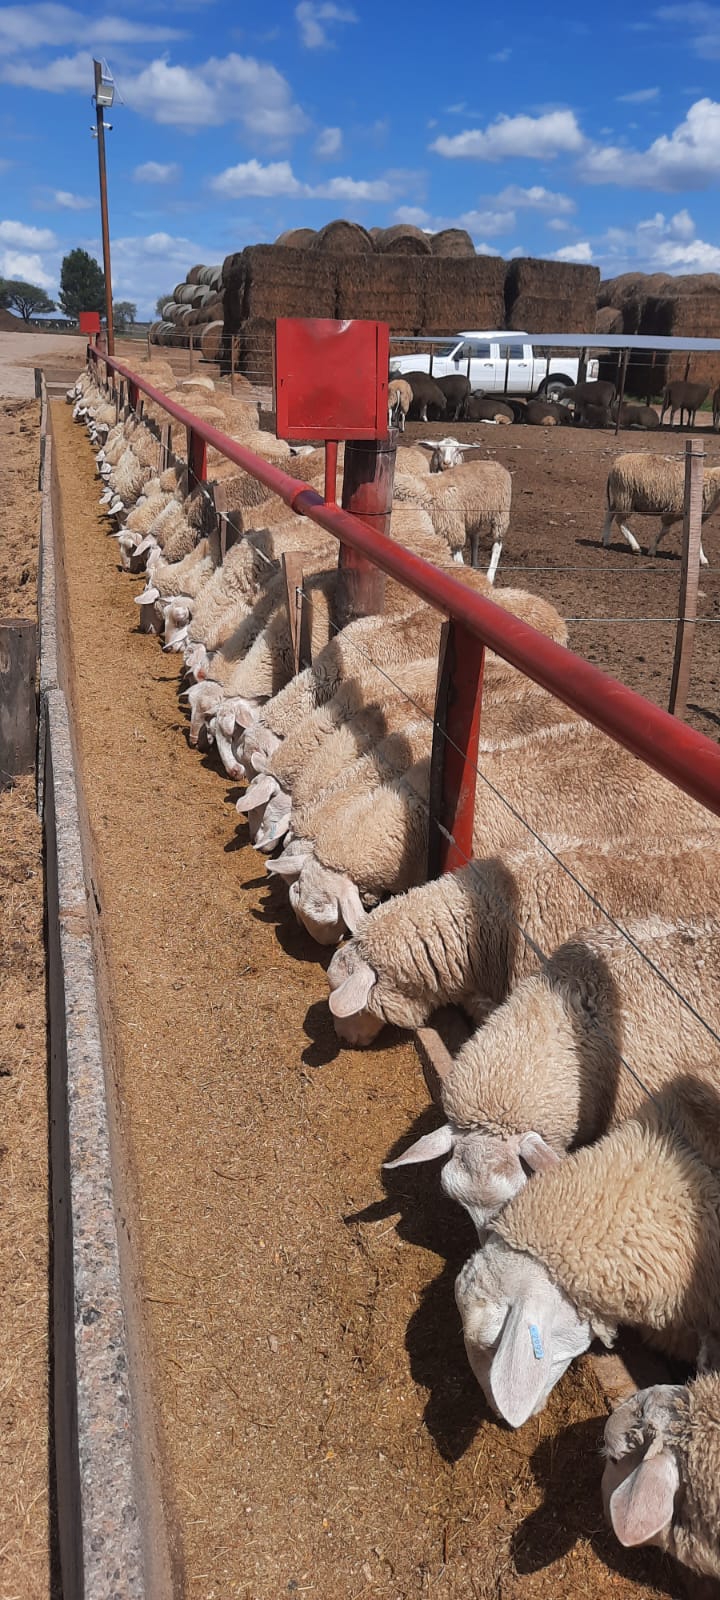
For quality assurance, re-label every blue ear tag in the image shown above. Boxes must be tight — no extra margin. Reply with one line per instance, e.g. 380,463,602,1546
529,1323,544,1360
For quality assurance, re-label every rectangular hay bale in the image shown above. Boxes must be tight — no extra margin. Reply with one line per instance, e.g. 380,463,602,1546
242,245,338,320
505,257,599,332
335,255,424,332
421,257,507,334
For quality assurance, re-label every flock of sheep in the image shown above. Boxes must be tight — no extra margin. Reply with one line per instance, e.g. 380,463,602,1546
389,370,720,434
68,358,720,1590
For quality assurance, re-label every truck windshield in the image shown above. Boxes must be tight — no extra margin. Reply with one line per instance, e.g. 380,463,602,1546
433,340,461,357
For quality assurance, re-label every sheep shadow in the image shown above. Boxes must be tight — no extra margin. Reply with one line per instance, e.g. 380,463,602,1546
512,1415,678,1596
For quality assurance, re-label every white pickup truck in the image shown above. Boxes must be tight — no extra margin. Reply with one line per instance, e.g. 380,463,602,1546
390,332,597,397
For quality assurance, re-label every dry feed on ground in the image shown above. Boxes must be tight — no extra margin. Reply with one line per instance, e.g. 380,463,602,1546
0,398,54,1596
51,397,675,1599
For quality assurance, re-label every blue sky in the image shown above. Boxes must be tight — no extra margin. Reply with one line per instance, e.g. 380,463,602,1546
3,0,720,317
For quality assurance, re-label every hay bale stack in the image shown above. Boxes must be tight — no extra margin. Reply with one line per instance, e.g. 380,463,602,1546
598,273,669,333
505,257,599,332
596,305,623,335
431,228,476,258
239,317,274,384
312,219,374,254
335,256,424,331
642,276,720,386
374,224,432,256
236,244,339,320
275,227,317,249
186,264,206,286
422,256,506,333
200,321,225,362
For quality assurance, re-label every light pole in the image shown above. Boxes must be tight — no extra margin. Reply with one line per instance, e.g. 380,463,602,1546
93,59,115,355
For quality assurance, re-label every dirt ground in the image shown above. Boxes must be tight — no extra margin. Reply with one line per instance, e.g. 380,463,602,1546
49,395,688,1599
0,401,55,1594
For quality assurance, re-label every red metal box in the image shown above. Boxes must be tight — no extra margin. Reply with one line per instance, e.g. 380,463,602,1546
79,311,102,334
275,317,389,441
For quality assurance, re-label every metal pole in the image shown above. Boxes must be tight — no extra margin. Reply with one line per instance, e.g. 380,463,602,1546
93,60,114,356
337,434,396,625
614,347,630,434
669,438,705,719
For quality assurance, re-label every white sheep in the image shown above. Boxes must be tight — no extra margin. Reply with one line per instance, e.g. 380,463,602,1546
393,461,512,579
454,1077,720,1428
388,377,412,432
601,452,720,564
602,1374,720,1580
415,437,487,472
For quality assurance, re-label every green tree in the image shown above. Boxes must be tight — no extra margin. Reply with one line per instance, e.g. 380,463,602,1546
113,300,137,332
0,278,56,321
58,248,105,321
155,292,174,318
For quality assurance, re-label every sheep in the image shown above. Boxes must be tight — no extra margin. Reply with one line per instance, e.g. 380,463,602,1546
402,372,447,423
135,540,214,618
660,380,709,428
279,715,720,946
393,460,512,577
601,452,720,563
612,402,661,430
602,1374,720,1581
460,395,514,426
413,437,486,471
522,399,569,427
435,374,471,420
454,1077,720,1429
577,402,610,430
713,384,720,432
388,378,412,432
556,378,616,415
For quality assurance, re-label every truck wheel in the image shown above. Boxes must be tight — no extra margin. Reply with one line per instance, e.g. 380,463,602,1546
537,373,574,399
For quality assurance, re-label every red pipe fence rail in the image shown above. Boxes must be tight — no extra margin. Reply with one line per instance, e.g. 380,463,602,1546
88,346,720,870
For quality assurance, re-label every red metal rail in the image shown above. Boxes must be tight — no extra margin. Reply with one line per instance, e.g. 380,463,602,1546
90,346,720,823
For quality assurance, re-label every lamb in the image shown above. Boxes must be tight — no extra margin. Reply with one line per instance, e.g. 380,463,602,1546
522,399,568,427
280,717,720,944
612,402,660,430
601,452,720,563
660,380,709,428
401,372,447,422
393,460,512,577
460,395,514,425
602,1374,720,1581
414,438,486,471
454,1077,720,1428
435,374,471,420
388,378,412,432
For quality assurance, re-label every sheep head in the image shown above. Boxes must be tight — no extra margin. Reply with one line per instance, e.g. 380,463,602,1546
384,1123,560,1236
455,1236,593,1427
602,1386,687,1560
284,856,366,945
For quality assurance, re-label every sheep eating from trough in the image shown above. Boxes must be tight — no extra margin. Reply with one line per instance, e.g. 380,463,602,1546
601,452,720,562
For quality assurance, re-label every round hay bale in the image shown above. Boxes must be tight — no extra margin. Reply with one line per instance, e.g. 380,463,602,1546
431,228,476,258
148,321,163,343
275,227,317,249
369,227,383,243
176,305,193,324
159,300,176,320
186,264,206,285
174,283,197,305
207,266,223,292
162,303,181,323
312,219,374,254
200,320,225,362
596,305,623,335
375,224,432,256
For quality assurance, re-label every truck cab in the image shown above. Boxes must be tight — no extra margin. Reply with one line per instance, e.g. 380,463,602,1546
390,332,597,397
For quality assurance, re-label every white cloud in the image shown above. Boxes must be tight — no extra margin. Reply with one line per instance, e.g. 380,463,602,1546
489,47,511,61
314,126,342,159
295,2,357,48
210,159,415,204
458,207,516,235
108,231,225,316
495,183,576,213
600,207,720,272
547,217,573,231
53,189,93,210
0,3,184,51
394,206,430,225
431,108,584,161
211,159,304,198
0,249,55,288
581,97,720,188
133,161,181,184
121,53,309,139
552,240,593,262
617,87,659,103
658,4,720,58
2,49,92,90
0,219,56,248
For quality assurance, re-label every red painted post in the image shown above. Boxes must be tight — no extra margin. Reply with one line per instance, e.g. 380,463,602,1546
338,433,396,624
324,439,338,507
187,426,207,489
127,378,139,412
428,621,485,876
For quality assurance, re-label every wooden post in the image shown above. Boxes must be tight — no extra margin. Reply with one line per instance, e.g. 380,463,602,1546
614,348,630,434
0,620,37,784
210,482,243,564
428,620,485,877
230,334,237,395
282,552,311,674
186,426,207,489
337,434,397,626
669,438,705,719
684,352,693,383
188,332,194,372
159,421,172,473
146,330,151,361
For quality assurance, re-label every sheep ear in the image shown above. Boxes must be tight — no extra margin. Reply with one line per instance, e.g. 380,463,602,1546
518,1133,561,1174
250,749,268,773
328,961,376,1018
609,1453,679,1547
489,1301,553,1428
266,854,304,884
237,776,277,813
134,586,160,605
338,880,365,935
234,699,260,730
383,1124,454,1168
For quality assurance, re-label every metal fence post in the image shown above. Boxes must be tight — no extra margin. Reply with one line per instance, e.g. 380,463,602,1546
428,621,485,877
337,434,397,625
669,437,705,718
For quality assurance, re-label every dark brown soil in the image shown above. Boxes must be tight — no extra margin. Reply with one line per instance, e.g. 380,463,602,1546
0,400,53,1594
49,397,677,1599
